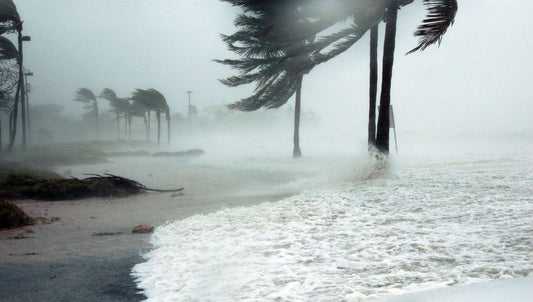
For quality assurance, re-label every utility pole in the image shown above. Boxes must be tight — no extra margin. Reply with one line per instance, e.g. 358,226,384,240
20,35,31,149
25,71,33,145
186,90,192,131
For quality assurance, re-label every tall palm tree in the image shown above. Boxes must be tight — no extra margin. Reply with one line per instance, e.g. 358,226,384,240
0,0,25,151
217,8,314,158
221,0,458,156
0,36,17,151
375,1,399,154
74,88,99,136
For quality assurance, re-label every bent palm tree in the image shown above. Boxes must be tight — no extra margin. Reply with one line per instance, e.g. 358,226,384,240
74,88,99,136
128,99,148,139
217,7,315,158
131,89,170,144
99,88,130,139
1,0,26,150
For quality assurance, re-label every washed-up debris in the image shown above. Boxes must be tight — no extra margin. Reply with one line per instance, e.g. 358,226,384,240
132,224,154,233
0,200,34,230
36,217,61,224
0,172,183,201
92,231,123,236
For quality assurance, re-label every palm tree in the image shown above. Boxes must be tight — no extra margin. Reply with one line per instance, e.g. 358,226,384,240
0,0,25,151
128,98,148,139
73,88,99,136
0,36,17,151
131,89,170,144
221,0,458,156
99,88,130,139
375,1,399,154
217,8,315,158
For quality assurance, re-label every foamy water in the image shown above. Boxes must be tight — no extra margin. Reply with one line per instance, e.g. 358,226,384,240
132,153,533,301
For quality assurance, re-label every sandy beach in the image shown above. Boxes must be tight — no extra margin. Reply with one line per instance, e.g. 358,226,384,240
0,156,302,301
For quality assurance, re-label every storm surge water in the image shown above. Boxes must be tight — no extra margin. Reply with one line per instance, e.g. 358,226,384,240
132,151,532,301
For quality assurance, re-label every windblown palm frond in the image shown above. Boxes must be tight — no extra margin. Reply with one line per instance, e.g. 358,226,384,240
0,0,21,34
131,89,153,109
147,88,168,110
74,88,97,104
129,99,148,117
131,88,168,111
218,0,396,112
407,0,458,54
99,88,117,101
0,36,18,60
100,88,130,116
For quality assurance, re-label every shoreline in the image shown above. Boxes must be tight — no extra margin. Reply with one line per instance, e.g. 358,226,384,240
0,157,303,301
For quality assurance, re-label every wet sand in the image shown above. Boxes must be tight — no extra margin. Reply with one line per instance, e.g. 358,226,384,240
0,157,301,301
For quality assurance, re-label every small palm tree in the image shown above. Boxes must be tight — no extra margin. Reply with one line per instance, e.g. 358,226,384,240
99,88,130,139
131,89,170,144
128,98,148,140
74,88,99,136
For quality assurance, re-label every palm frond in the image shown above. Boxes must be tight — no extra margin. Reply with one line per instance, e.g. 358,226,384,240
74,88,97,103
99,88,117,100
0,36,18,60
407,0,458,54
0,0,21,33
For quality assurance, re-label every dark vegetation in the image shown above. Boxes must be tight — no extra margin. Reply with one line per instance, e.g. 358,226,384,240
0,162,183,201
0,199,34,229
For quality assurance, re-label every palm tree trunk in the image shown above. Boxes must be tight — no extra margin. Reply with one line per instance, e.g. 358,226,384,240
94,101,99,138
124,114,127,137
8,80,21,151
156,110,161,145
21,79,26,148
128,116,132,140
144,113,149,140
293,76,303,159
146,110,152,140
368,25,378,151
166,111,171,144
7,31,25,151
0,116,3,152
376,0,398,155
116,113,120,139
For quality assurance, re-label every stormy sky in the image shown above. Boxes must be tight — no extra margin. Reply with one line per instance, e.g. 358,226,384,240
15,0,533,139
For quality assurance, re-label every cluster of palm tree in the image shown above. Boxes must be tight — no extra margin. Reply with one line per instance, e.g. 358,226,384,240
0,0,29,152
73,87,171,144
218,0,458,158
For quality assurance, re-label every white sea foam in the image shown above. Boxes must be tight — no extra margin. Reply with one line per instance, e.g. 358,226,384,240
132,153,533,301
